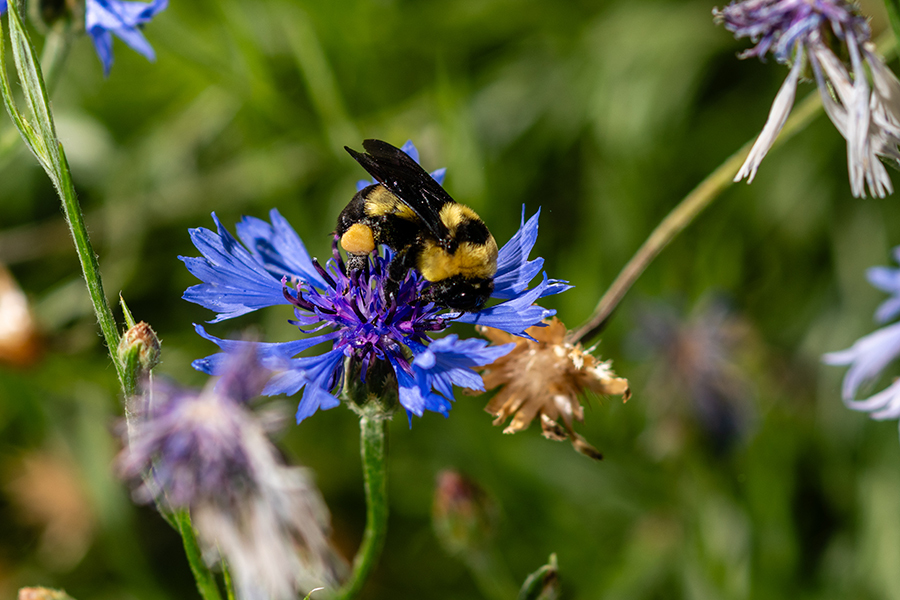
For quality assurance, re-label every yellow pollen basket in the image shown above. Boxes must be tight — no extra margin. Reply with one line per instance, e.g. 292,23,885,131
340,223,376,255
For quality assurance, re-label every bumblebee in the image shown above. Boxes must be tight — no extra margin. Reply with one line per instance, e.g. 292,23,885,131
338,139,498,311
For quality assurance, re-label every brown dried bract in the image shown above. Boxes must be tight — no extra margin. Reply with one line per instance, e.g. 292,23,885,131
478,318,629,460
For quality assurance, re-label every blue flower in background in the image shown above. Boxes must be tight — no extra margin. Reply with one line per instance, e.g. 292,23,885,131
0,1,6,16
181,146,569,424
86,0,168,76
824,248,900,431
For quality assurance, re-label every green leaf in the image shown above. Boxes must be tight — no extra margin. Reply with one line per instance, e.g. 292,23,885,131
7,2,59,174
0,5,52,171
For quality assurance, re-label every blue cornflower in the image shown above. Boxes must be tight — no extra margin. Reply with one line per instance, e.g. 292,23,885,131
181,148,569,424
0,1,6,16
715,0,900,197
86,0,168,76
824,247,900,432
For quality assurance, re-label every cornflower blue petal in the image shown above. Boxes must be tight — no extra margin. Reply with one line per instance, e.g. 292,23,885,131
868,263,900,323
455,273,557,337
492,207,571,300
263,349,345,422
235,209,327,290
181,213,293,322
85,0,167,76
412,334,516,394
0,1,7,14
389,354,451,419
823,321,900,401
191,324,338,375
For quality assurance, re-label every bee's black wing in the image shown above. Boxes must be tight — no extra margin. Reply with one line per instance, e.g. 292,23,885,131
345,139,453,243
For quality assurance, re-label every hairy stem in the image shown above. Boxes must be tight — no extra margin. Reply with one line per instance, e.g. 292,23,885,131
334,407,389,600
174,511,224,600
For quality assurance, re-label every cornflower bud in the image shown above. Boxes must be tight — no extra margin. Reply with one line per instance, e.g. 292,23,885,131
432,470,497,557
118,321,161,373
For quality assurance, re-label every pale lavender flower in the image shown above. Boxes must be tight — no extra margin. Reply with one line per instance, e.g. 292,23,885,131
715,0,900,197
119,347,342,599
824,247,900,432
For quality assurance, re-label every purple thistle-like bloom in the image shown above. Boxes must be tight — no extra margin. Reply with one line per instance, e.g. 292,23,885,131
86,0,168,76
182,145,570,424
824,248,900,434
119,347,342,599
715,0,900,197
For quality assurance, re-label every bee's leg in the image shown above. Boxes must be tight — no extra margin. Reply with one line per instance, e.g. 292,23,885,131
345,252,370,273
384,245,418,299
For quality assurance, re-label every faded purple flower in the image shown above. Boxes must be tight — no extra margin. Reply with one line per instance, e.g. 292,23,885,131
118,347,342,599
633,299,757,453
182,143,570,425
715,0,900,197
824,247,900,433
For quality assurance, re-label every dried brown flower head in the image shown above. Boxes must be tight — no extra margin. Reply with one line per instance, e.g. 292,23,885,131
478,318,630,460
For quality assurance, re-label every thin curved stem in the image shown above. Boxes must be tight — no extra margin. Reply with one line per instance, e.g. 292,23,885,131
570,32,898,345
333,407,389,600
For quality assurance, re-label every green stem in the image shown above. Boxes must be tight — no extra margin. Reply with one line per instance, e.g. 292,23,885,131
886,0,900,47
222,560,237,600
334,408,389,600
57,143,126,383
569,32,898,345
174,511,224,600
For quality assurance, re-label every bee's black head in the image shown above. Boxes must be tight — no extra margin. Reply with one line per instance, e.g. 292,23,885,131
424,276,494,312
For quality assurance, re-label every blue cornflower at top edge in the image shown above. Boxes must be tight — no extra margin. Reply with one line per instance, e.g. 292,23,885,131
824,246,900,433
85,0,168,76
0,1,7,15
182,147,569,425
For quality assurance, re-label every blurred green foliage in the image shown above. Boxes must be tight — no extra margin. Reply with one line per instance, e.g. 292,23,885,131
3,0,900,598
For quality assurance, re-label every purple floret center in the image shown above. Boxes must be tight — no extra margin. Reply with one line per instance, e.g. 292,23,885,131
283,240,448,380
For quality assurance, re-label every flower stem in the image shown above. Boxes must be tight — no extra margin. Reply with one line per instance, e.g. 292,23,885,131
570,31,898,345
334,407,389,600
57,140,125,382
568,78,821,344
174,511,224,600
885,0,900,47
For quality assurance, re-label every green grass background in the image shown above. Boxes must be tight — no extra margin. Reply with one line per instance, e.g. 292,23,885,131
2,0,900,598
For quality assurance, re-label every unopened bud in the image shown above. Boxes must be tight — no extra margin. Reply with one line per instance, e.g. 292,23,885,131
432,470,496,556
518,554,560,600
118,322,161,373
18,588,76,600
